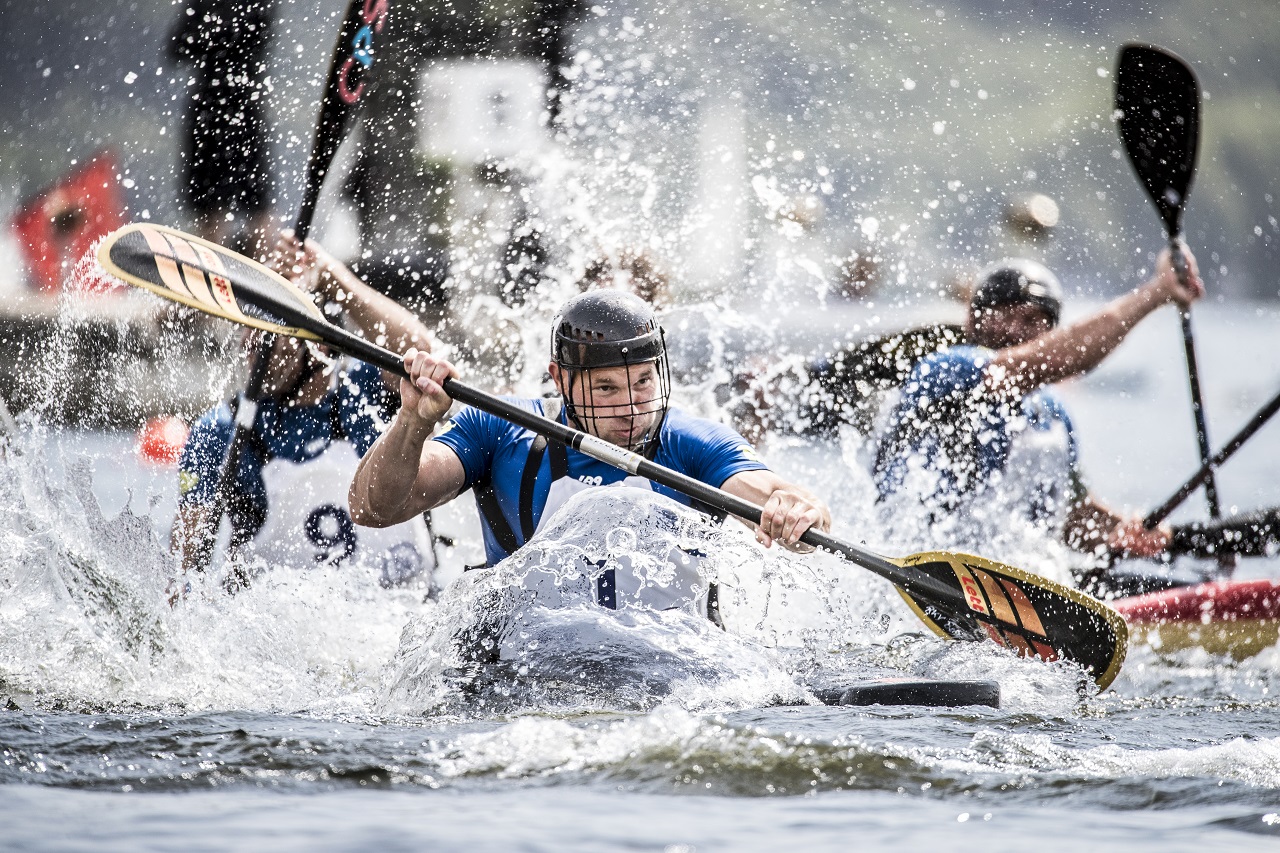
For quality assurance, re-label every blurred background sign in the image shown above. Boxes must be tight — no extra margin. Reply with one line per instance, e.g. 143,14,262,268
11,151,126,294
418,59,549,164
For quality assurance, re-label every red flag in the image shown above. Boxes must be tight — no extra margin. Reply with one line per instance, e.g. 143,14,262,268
11,152,127,294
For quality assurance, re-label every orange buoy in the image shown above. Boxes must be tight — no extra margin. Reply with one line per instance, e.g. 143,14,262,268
136,415,190,466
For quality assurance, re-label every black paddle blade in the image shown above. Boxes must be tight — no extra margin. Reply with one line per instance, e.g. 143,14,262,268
97,224,326,338
1115,43,1200,236
894,551,1129,690
814,678,1001,709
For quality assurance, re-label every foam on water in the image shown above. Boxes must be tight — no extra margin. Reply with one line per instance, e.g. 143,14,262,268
0,422,1095,721
0,427,432,713
381,488,815,716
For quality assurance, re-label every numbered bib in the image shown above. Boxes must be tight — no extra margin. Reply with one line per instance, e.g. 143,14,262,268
249,441,434,588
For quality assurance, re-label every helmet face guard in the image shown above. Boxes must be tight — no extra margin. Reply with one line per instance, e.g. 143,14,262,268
970,259,1063,328
551,291,672,453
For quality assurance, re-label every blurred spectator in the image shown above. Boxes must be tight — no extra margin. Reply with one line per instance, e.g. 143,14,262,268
833,248,881,301
580,245,673,309
11,152,126,293
168,0,276,256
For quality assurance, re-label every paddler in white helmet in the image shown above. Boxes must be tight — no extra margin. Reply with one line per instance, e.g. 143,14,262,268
348,287,831,619
873,247,1203,564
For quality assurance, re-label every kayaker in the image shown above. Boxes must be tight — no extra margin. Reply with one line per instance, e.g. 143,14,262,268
348,289,832,615
872,248,1203,563
171,233,439,589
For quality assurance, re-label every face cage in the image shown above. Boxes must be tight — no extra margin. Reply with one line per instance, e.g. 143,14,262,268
562,355,672,454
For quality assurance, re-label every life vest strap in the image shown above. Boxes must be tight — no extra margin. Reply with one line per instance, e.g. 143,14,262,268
475,398,565,563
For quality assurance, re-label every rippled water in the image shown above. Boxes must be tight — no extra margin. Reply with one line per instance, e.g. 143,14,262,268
3,303,1280,851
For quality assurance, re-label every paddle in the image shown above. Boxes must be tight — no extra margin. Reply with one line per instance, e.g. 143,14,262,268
97,223,1130,690
1115,44,1224,529
1146,383,1280,527
197,0,394,573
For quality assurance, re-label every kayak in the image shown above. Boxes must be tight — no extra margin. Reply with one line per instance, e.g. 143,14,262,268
1113,579,1280,659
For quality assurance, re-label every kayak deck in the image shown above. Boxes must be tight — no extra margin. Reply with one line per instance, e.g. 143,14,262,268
1113,579,1280,659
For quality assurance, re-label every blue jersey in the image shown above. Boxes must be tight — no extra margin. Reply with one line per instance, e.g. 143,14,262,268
874,345,1083,521
178,361,395,520
433,400,768,565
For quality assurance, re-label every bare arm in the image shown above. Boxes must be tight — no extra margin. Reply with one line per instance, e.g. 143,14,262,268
984,246,1202,399
170,503,212,576
273,231,436,356
721,469,832,552
1064,494,1169,561
349,349,467,527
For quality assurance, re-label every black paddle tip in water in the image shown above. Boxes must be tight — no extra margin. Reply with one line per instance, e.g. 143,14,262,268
814,678,1001,709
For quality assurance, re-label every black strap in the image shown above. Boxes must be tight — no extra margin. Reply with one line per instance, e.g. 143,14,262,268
475,474,521,559
523,398,568,540
475,397,566,564
517,437,549,541
547,435,569,481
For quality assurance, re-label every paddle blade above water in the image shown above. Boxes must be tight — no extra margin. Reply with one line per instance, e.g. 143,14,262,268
97,223,325,340
1115,43,1200,236
893,551,1129,690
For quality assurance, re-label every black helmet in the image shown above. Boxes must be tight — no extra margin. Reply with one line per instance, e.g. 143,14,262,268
550,290,670,453
552,290,667,370
970,259,1063,327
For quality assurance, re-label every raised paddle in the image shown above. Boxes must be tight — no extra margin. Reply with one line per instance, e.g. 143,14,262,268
198,0,394,575
1115,44,1225,531
97,223,1130,690
1145,382,1280,527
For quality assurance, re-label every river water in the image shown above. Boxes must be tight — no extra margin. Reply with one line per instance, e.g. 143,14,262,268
2,301,1280,851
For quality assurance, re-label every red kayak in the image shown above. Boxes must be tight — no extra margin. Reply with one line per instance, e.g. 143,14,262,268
1113,579,1280,659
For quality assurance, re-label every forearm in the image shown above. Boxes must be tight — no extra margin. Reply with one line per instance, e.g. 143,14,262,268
721,469,831,550
318,259,434,354
1064,496,1168,561
170,503,214,575
1063,496,1123,558
989,282,1164,394
349,409,464,526
275,233,436,356
350,411,433,526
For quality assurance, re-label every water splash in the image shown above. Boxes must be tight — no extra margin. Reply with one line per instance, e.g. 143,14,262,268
0,426,429,714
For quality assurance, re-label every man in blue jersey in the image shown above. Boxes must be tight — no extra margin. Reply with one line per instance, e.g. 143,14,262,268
172,233,438,590
873,248,1203,563
349,289,831,612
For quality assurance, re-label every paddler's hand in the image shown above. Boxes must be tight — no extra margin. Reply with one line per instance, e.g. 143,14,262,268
400,348,458,430
164,576,190,608
1149,242,1204,309
268,230,334,298
756,485,832,553
1107,516,1171,560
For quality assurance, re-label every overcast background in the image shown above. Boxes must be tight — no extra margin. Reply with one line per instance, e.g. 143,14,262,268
0,0,1276,301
